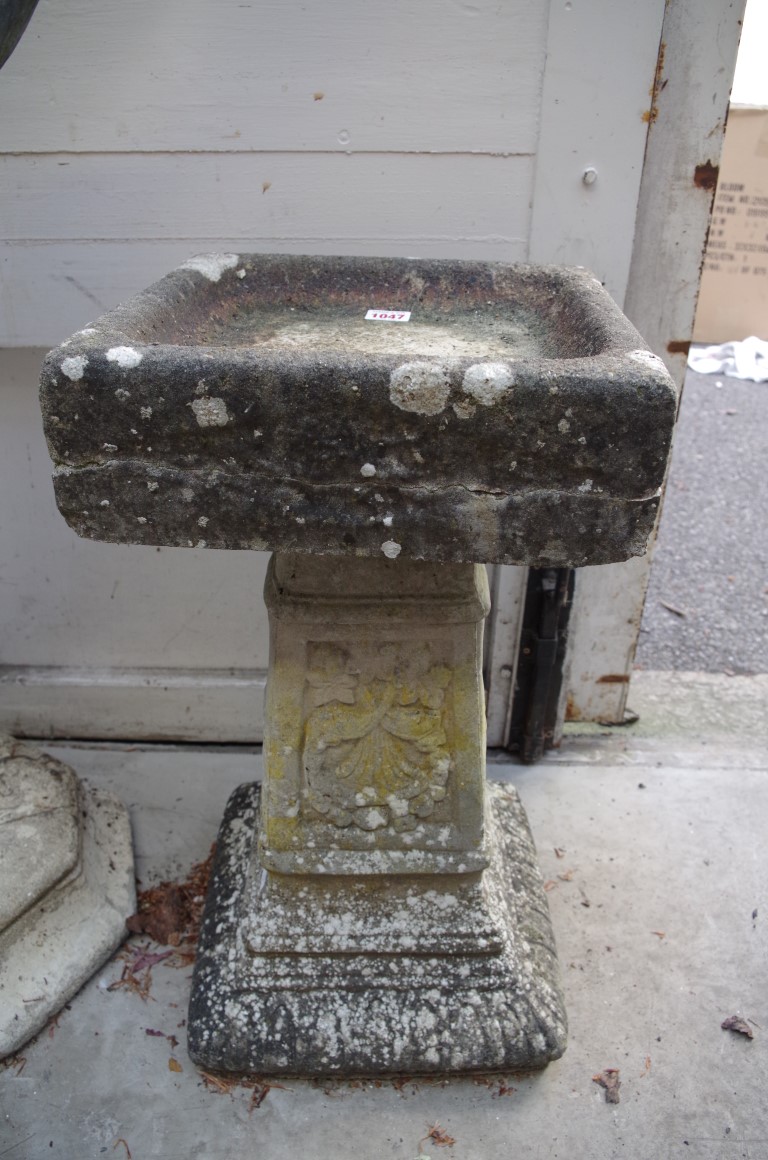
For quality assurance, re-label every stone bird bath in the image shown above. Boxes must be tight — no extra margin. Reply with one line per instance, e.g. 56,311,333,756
40,254,677,1075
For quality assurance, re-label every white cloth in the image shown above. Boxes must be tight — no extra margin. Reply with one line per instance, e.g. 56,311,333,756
688,337,768,382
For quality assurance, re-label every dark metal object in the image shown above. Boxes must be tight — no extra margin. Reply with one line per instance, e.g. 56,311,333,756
507,567,574,763
0,0,41,70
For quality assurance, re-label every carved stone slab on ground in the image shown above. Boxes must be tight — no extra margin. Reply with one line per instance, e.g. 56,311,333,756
0,734,136,1058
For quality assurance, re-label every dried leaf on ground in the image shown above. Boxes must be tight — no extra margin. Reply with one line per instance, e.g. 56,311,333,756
108,944,173,1001
145,1027,178,1048
168,1057,183,1073
113,1140,132,1159
593,1068,621,1104
640,1055,651,1077
473,1075,516,1099
249,1083,271,1111
554,847,566,859
651,931,666,939
721,1015,754,1039
201,1071,236,1095
420,1123,456,1148
543,879,558,892
557,868,576,882
199,1069,288,1108
125,845,215,948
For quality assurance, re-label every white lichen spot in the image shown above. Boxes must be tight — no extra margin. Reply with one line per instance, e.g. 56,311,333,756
382,514,393,528
136,516,147,524
578,435,587,444
390,361,451,415
179,253,239,282
61,355,88,382
197,515,209,527
360,463,377,478
236,268,246,279
130,428,138,435
578,479,594,492
253,429,263,439
191,396,230,427
381,540,401,559
462,362,514,406
195,380,207,396
181,487,194,502
106,346,143,369
147,481,159,491
99,499,110,507
115,388,130,401
102,443,118,452
140,406,152,420
196,539,207,548
558,418,570,434
295,516,305,524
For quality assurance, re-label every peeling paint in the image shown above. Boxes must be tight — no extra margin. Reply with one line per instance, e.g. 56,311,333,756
693,161,719,192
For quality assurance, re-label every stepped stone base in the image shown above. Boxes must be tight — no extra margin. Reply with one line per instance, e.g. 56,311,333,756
188,781,566,1076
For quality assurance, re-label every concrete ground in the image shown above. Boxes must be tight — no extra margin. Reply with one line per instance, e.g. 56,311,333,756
1,671,766,1160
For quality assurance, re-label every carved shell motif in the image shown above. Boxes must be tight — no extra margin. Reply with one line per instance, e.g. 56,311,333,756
302,641,453,832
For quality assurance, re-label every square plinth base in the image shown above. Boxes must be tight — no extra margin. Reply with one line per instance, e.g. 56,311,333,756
188,782,567,1076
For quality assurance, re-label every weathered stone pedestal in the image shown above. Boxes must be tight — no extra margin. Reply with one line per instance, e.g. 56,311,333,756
40,252,679,1077
188,555,566,1074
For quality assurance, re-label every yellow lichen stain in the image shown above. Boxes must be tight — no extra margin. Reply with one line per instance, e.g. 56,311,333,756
265,814,300,848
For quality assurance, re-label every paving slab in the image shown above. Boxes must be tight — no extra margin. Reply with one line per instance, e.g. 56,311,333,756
1,672,766,1159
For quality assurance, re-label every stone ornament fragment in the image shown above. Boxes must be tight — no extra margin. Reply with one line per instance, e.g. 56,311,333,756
0,734,135,1059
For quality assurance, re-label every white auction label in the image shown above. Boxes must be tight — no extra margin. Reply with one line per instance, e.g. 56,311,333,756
365,309,411,322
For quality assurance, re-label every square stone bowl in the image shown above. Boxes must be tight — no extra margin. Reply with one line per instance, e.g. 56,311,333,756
40,254,677,567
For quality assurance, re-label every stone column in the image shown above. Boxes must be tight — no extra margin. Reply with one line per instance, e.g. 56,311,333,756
188,555,566,1074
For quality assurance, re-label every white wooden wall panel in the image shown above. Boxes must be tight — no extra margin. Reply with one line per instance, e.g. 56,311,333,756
1,154,534,242
0,349,268,668
528,0,667,308
0,153,532,346
484,565,527,747
0,0,547,154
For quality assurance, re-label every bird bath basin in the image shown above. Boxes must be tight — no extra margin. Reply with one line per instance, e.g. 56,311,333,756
41,254,675,568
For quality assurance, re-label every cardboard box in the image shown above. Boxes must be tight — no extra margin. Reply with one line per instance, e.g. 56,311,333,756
694,105,768,342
